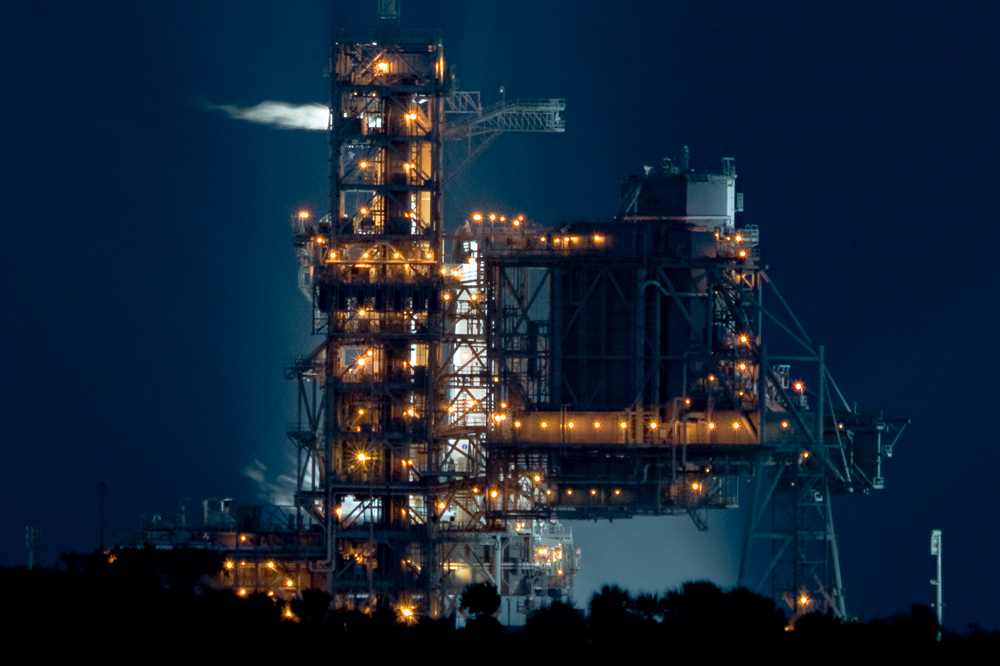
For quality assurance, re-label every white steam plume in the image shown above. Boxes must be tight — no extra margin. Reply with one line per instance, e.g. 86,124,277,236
214,101,328,131
245,457,297,506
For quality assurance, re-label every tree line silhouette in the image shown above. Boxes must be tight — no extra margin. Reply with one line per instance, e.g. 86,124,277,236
2,549,996,660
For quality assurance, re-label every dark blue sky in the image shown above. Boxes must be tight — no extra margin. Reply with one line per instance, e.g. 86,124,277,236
2,1,997,630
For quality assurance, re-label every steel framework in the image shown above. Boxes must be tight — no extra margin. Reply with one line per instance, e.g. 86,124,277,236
281,17,576,618
474,203,906,616
442,92,566,183
127,5,904,622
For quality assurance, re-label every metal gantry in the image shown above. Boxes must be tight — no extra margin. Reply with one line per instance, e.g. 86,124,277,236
442,92,565,183
473,165,905,617
129,4,904,622
284,16,576,617
287,134,905,617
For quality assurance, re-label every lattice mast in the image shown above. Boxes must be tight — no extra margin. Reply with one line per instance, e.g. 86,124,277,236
287,5,575,616
288,10,451,611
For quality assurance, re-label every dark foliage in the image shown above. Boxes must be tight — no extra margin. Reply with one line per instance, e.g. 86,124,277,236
587,584,643,647
459,582,501,618
3,552,997,658
525,599,586,637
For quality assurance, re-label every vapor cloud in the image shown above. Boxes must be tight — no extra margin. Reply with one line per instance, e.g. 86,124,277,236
245,457,297,506
214,101,328,131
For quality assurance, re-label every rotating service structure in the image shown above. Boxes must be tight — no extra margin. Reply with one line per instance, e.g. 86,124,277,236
476,158,906,615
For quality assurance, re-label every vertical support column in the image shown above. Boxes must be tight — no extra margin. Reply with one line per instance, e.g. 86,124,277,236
294,27,449,614
758,344,767,445
825,480,846,617
635,268,646,443
931,529,943,640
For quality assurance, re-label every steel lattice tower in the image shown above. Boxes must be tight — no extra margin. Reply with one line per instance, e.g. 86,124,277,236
285,9,577,616
126,4,904,623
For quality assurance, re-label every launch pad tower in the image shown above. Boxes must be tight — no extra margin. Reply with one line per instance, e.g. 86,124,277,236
286,5,907,617
287,6,575,617
131,3,905,622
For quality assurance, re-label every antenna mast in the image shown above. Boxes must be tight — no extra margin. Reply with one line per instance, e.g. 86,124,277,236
931,529,943,640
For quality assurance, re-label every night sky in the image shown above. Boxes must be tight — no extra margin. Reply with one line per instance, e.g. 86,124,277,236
3,1,998,630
